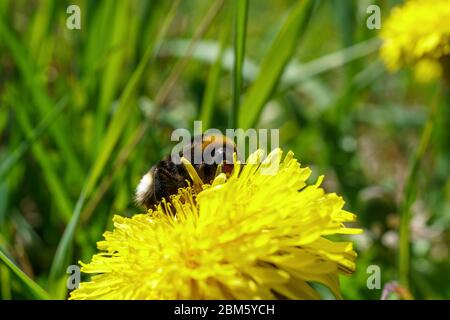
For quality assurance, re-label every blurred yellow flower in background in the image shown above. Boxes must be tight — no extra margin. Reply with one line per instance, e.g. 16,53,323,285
380,0,450,81
69,149,361,300
413,59,443,83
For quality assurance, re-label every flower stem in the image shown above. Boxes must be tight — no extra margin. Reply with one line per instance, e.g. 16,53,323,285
398,86,440,289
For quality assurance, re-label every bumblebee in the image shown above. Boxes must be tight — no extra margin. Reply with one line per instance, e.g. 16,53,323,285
135,134,236,209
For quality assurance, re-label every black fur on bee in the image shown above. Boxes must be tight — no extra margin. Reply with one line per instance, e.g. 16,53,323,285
135,134,236,210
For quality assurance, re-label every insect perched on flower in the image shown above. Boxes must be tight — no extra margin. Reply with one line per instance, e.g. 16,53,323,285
135,134,236,210
70,148,361,300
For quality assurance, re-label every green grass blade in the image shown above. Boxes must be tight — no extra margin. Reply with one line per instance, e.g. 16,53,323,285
0,264,12,299
98,1,131,115
80,0,221,223
83,36,154,198
231,0,248,128
47,0,183,296
0,0,10,20
27,0,54,56
0,20,84,179
0,97,68,180
279,38,380,90
94,1,136,157
47,40,156,294
12,97,73,222
331,0,355,47
237,0,316,129
83,0,184,198
399,88,440,289
201,22,229,129
152,0,224,110
48,191,85,297
0,250,50,300
163,37,379,89
81,0,185,198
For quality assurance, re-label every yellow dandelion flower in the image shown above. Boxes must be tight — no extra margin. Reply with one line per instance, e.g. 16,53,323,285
380,0,450,77
413,59,443,83
69,149,361,300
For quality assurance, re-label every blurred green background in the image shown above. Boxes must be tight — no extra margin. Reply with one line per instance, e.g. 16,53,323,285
0,0,449,300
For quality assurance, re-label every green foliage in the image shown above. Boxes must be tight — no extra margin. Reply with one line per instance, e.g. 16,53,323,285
0,0,449,300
